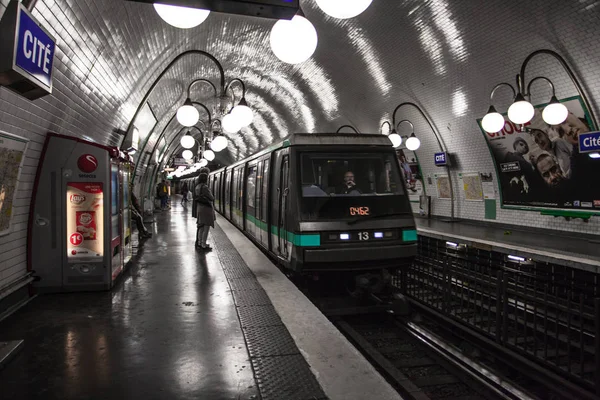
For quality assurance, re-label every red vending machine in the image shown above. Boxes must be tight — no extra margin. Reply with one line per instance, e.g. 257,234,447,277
28,133,132,292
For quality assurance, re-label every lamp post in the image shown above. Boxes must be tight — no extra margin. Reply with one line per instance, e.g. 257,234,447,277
391,102,456,220
481,49,598,133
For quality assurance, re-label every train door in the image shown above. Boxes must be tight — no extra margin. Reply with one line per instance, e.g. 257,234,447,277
225,170,231,220
246,164,258,238
277,155,290,259
260,158,270,248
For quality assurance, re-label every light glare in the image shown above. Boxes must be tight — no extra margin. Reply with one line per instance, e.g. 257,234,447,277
153,3,210,29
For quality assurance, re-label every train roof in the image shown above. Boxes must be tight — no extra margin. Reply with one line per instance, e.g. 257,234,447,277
214,132,394,172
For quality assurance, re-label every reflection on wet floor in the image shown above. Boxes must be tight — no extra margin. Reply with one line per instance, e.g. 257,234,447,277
0,202,257,400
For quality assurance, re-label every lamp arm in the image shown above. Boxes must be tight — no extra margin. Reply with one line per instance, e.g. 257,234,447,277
225,78,247,98
391,102,455,219
380,121,392,134
187,78,217,99
395,119,415,133
519,49,598,128
489,82,516,102
525,76,556,99
336,125,360,134
190,101,212,125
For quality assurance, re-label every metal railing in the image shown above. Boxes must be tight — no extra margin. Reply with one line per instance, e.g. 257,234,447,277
394,236,599,393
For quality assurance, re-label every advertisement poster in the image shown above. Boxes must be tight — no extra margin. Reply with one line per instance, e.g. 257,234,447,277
397,148,425,202
435,174,451,199
0,131,28,236
66,182,104,260
477,96,600,211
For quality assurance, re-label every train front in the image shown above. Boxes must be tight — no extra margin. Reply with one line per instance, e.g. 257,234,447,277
292,147,418,279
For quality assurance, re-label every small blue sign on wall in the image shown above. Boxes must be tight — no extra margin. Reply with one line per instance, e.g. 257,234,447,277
14,5,55,90
434,152,448,166
579,131,600,153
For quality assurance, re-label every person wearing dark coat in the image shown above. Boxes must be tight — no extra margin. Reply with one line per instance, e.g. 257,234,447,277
194,173,215,250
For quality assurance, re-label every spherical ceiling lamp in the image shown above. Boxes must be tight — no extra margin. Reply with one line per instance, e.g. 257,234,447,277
507,93,534,125
270,15,318,64
315,0,373,19
153,3,210,29
211,135,228,152
406,133,421,151
232,98,254,127
177,99,200,127
204,149,215,161
542,96,568,125
180,132,195,149
222,113,242,134
388,132,402,148
481,105,506,133
199,158,208,167
182,150,194,160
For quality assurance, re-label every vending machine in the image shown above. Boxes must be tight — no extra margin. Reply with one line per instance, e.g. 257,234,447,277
28,133,132,292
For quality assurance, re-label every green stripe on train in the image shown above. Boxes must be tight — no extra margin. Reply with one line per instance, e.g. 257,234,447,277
244,214,321,247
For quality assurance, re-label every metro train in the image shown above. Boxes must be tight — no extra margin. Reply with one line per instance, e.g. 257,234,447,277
193,133,417,291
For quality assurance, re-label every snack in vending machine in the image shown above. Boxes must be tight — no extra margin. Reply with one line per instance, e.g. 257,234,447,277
76,211,97,240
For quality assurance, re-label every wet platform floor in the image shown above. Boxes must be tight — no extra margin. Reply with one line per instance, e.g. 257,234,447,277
0,203,258,400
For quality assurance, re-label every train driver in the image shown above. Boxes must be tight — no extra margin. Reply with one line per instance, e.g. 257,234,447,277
338,171,361,195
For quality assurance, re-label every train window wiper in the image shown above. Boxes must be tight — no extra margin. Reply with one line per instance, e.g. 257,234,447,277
347,212,410,225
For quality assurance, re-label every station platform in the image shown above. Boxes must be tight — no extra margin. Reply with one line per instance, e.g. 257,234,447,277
416,218,600,273
0,200,402,400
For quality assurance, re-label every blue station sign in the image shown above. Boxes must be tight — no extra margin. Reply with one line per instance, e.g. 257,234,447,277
14,5,55,89
434,152,448,166
579,131,600,153
0,1,56,99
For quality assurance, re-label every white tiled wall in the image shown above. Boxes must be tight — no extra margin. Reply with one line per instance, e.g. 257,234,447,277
1,0,599,292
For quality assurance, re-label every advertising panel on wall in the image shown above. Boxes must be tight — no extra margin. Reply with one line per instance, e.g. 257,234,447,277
0,131,28,236
476,96,600,212
396,148,425,202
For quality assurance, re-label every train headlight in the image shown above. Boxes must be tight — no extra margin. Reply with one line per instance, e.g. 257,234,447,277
339,233,350,240
374,232,383,238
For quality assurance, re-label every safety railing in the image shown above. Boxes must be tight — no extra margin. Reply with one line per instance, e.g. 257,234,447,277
394,235,599,393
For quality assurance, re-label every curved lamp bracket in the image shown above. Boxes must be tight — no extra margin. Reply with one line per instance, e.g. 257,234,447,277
525,76,555,98
336,125,360,134
187,78,218,99
395,119,414,134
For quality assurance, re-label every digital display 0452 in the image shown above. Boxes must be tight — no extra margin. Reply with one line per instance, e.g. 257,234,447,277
350,206,370,216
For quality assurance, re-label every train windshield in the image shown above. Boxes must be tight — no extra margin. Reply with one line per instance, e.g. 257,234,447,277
300,152,411,220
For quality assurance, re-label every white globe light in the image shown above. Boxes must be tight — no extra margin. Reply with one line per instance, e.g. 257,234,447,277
270,15,318,64
232,104,254,127
153,3,210,29
204,149,215,161
388,133,402,148
211,136,228,152
406,136,421,151
199,158,208,167
182,150,193,160
222,113,242,133
482,111,506,133
542,98,568,125
180,134,195,149
177,104,199,127
508,99,534,125
315,0,373,19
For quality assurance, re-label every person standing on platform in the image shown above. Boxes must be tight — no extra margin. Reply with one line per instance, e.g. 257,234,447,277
131,191,152,239
158,179,168,210
194,173,215,251
181,181,189,205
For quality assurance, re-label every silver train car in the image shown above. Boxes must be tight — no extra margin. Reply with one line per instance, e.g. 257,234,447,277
205,133,417,280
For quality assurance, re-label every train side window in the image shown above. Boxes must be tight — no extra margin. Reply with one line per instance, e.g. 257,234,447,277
262,159,270,222
247,166,257,211
256,161,263,220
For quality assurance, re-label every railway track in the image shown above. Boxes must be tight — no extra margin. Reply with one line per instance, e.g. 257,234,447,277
333,313,536,400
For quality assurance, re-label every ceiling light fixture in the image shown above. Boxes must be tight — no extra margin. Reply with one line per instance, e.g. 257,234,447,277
180,131,195,149
153,3,210,29
182,149,194,160
203,149,215,161
270,12,318,64
315,0,373,19
176,98,200,127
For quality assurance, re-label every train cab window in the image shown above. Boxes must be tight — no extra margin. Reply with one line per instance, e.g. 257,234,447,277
301,153,404,197
299,152,410,221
